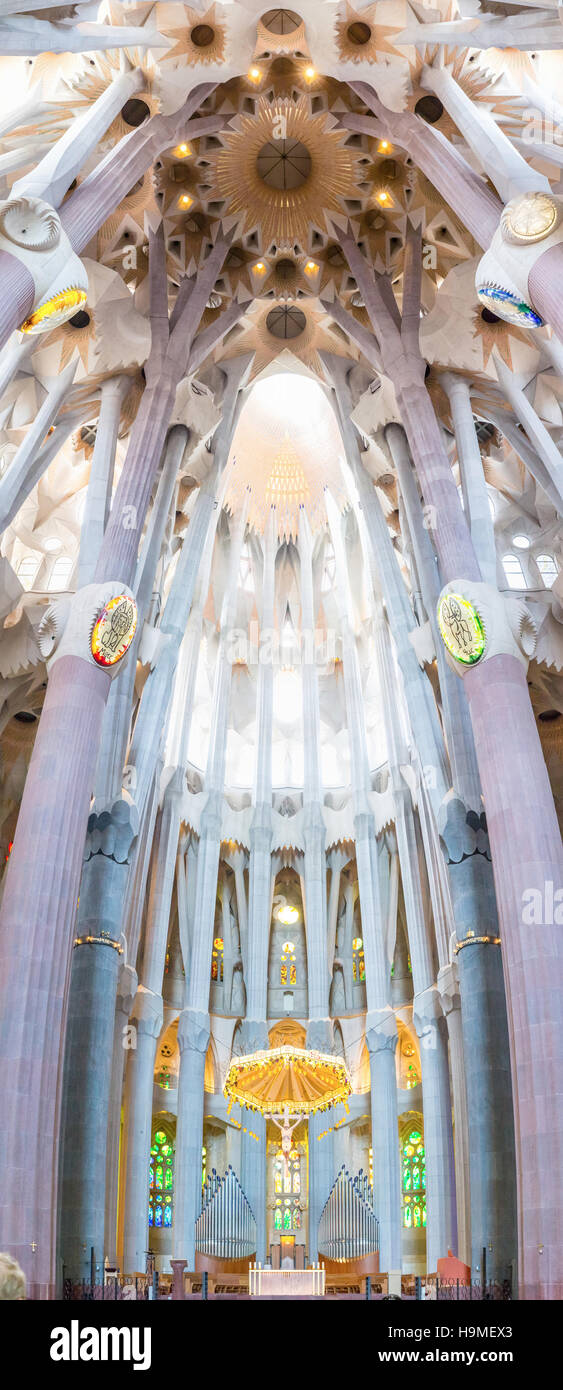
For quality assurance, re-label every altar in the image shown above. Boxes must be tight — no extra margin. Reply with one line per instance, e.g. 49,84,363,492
249,1265,325,1297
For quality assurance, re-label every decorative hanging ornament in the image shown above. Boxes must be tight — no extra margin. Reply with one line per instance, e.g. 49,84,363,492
91,594,138,667
437,593,486,666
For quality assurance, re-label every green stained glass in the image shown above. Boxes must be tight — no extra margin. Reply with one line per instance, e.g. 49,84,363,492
274,1208,282,1230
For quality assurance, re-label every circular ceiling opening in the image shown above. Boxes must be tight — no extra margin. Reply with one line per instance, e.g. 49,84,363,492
15,710,37,723
121,98,150,128
257,139,312,191
261,9,302,34
69,311,90,329
190,24,215,46
415,95,444,124
266,306,307,339
539,709,561,721
347,21,372,45
275,258,297,280
481,308,500,324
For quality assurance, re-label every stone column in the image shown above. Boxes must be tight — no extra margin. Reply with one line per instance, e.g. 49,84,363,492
385,421,481,810
0,358,78,531
298,507,331,1046
244,507,276,1041
0,227,235,1295
173,1009,210,1268
173,499,249,1266
325,489,402,1272
241,1115,267,1266
308,1109,334,1264
121,773,184,1274
12,62,146,209
439,374,497,588
420,62,550,203
438,962,471,1270
373,601,457,1272
105,961,137,1267
77,375,131,588
0,653,111,1297
121,990,164,1275
58,798,138,1283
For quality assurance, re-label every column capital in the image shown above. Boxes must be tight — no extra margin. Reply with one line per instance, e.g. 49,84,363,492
177,1007,210,1056
83,794,139,864
437,962,461,1016
130,986,164,1039
200,789,223,840
365,1007,398,1056
116,962,138,1016
236,1019,270,1054
306,1018,333,1053
413,983,443,1036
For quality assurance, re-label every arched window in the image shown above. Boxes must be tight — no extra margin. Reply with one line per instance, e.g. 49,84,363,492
149,1129,174,1228
536,553,558,588
352,936,365,982
280,939,296,986
211,936,224,982
17,555,39,591
502,554,526,590
47,555,72,592
401,1128,426,1229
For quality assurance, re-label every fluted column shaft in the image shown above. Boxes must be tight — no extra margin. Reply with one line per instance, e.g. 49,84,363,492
439,375,497,587
174,501,248,1266
298,508,330,1032
0,656,110,1297
77,376,130,588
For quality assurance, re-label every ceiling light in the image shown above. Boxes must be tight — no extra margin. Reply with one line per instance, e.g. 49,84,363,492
305,260,318,273
249,66,261,81
378,139,391,153
377,190,390,204
305,66,316,80
178,194,193,209
512,534,530,549
254,261,266,273
173,142,192,158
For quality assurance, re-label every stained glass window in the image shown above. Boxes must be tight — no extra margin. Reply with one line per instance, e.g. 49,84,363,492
149,1129,174,1228
401,1129,426,1230
352,936,365,982
274,1205,282,1230
280,940,297,986
211,936,224,982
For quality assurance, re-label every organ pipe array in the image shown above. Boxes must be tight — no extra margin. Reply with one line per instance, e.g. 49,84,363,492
195,1166,257,1260
318,1166,380,1262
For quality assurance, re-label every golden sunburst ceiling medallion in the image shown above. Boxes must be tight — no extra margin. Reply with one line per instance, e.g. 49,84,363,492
213,96,363,251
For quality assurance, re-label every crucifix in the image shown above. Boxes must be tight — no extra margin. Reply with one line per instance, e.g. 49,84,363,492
266,1104,302,1183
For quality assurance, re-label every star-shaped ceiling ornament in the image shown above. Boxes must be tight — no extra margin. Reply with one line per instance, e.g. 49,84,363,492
211,96,364,253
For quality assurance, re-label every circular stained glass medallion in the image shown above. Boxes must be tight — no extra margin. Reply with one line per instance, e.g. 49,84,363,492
91,594,137,667
437,593,486,666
